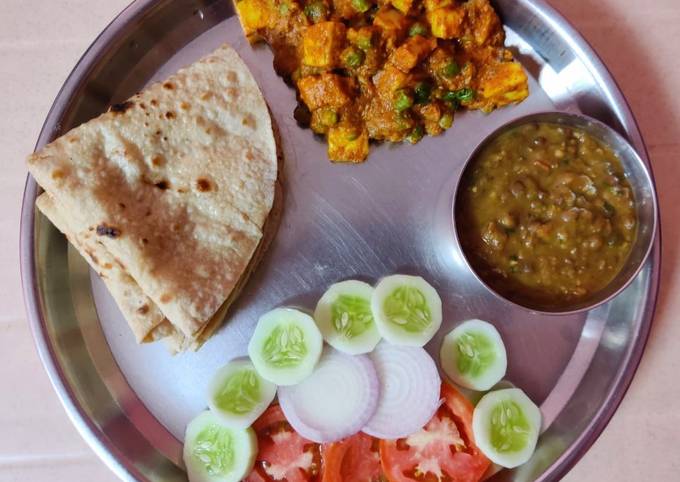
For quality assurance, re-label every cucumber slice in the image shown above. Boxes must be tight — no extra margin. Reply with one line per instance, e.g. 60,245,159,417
207,359,277,429
440,319,507,391
248,308,323,386
371,275,442,346
313,280,381,355
183,411,257,482
472,388,541,468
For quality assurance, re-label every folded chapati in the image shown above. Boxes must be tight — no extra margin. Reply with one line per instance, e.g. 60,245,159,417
28,44,279,351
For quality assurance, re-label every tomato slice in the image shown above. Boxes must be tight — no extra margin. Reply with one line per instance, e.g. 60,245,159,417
321,432,384,482
246,405,321,482
379,383,490,482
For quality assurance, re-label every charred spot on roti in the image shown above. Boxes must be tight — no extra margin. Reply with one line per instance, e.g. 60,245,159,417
103,263,113,269
180,102,191,111
96,224,121,238
151,155,165,167
118,203,126,210
51,168,67,180
68,136,79,144
196,178,212,192
242,114,256,128
160,293,173,303
137,304,150,315
165,111,176,120
139,102,146,110
226,71,237,82
142,238,149,245
163,82,175,90
200,92,212,101
150,99,159,107
155,180,170,190
226,87,239,99
110,101,135,114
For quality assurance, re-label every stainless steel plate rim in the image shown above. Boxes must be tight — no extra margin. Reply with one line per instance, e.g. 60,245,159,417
19,0,661,481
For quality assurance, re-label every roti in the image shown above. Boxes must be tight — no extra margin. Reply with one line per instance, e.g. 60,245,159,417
28,44,279,350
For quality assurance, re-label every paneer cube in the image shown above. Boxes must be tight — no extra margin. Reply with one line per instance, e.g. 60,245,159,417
427,7,466,39
374,6,409,46
465,0,502,46
297,73,351,110
423,0,453,11
327,125,369,162
389,36,437,72
391,0,414,14
302,21,347,68
235,0,274,39
478,61,529,105
373,64,409,96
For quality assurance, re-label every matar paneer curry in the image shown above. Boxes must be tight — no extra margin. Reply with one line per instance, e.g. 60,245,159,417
236,0,529,162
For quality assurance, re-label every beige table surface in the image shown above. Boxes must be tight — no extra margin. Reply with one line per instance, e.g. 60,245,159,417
1,0,678,480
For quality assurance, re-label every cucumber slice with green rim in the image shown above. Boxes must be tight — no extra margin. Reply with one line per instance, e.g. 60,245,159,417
183,411,257,482
371,275,442,346
248,308,323,386
313,280,381,355
472,388,541,468
207,359,277,429
440,319,507,391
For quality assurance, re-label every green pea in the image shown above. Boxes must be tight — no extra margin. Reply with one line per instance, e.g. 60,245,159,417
441,60,460,77
408,22,428,37
442,88,476,103
456,87,475,102
343,48,365,68
357,35,373,50
278,2,290,14
393,89,414,112
414,82,432,105
351,0,371,13
441,90,457,102
395,111,413,130
319,108,338,127
439,112,454,129
406,125,424,144
304,1,327,23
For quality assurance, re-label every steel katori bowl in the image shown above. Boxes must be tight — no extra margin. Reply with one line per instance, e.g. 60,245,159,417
453,111,658,315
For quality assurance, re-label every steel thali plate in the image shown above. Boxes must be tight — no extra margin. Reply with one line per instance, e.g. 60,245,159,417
20,0,660,480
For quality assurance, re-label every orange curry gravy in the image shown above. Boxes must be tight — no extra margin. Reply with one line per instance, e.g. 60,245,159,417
236,0,529,161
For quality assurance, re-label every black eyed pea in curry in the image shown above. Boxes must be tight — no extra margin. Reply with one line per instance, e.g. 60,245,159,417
457,122,637,310
236,0,529,162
